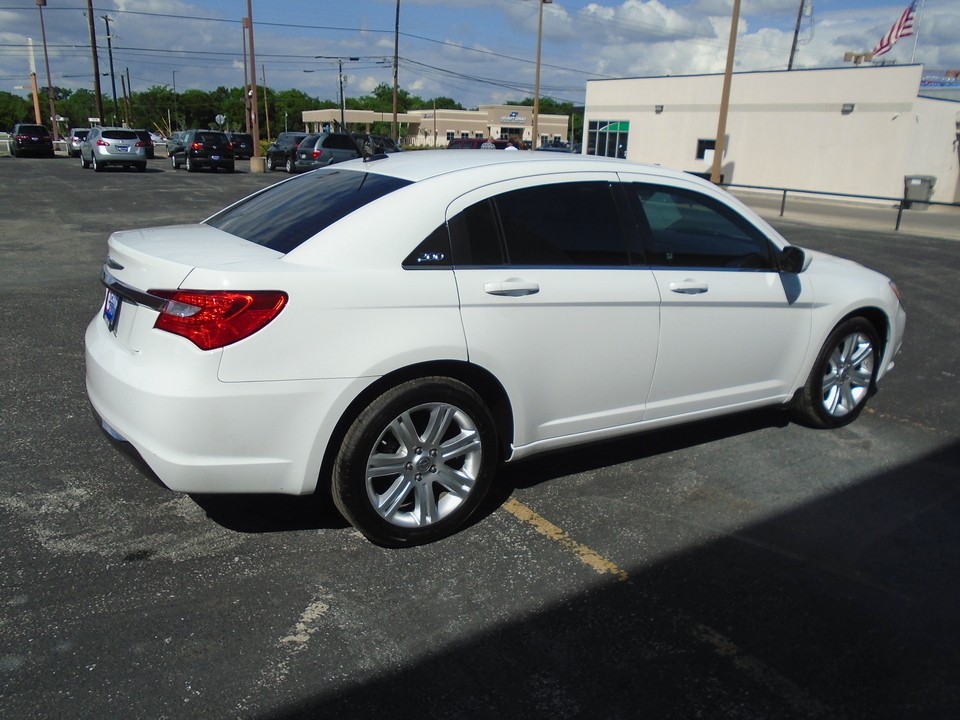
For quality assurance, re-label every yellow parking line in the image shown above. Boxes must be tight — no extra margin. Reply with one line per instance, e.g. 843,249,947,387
502,497,629,581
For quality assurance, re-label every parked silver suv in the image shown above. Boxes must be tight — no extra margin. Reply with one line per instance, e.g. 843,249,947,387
293,132,361,171
79,127,147,172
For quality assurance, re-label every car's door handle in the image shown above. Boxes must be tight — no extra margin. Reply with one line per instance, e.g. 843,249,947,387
668,280,709,295
483,280,540,297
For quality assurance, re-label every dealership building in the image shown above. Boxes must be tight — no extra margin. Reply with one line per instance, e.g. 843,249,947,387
302,105,569,148
582,64,960,204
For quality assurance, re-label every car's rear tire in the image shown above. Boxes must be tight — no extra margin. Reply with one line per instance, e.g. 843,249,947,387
285,156,297,174
792,317,880,429
225,162,235,173
92,155,103,172
186,155,195,172
80,153,89,169
332,377,498,548
135,163,147,173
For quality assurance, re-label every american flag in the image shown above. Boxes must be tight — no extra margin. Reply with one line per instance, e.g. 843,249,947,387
872,1,918,57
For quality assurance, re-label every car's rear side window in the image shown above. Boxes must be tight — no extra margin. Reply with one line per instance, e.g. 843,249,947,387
205,169,412,254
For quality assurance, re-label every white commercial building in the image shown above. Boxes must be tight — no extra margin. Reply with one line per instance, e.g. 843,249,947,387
302,105,569,149
583,64,960,204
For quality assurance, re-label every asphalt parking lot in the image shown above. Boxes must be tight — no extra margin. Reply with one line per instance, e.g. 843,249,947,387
1,153,958,720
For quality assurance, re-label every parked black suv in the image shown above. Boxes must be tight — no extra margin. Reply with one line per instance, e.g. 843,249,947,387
169,129,235,172
265,132,307,173
226,132,255,159
10,123,55,158
132,129,155,159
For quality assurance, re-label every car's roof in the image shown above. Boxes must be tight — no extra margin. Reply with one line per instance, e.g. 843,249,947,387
344,149,697,186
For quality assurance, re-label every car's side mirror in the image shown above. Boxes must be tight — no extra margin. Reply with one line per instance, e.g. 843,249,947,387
779,246,806,274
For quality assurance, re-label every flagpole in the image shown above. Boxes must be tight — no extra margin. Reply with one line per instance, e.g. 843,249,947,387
910,0,924,63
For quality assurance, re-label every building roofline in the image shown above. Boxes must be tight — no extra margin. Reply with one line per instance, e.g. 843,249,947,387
585,63,926,85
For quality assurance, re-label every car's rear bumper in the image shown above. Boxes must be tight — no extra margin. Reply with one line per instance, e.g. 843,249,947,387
85,314,356,496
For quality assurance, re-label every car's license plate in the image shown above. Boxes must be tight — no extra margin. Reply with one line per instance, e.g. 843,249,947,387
117,145,129,152
103,289,121,331
211,155,220,160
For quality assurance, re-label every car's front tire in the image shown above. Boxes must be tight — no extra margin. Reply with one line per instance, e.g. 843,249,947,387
80,153,90,169
170,154,179,169
332,377,498,548
265,155,275,171
792,317,880,429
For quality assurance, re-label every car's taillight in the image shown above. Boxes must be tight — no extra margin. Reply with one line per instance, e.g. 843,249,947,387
150,290,288,350
312,149,323,159
135,141,145,147
226,142,234,150
97,139,109,146
191,142,203,150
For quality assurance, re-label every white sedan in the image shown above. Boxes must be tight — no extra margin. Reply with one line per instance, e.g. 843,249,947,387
85,151,905,546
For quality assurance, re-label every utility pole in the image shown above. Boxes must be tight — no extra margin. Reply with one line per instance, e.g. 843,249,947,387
242,23,250,134
85,0,104,124
101,15,119,124
36,0,58,139
261,64,270,144
787,0,805,70
244,2,260,159
711,0,742,184
392,0,400,142
532,0,552,151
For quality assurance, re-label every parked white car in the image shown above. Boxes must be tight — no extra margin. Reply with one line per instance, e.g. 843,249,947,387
85,151,905,546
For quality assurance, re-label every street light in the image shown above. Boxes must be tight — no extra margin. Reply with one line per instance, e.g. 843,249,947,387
315,56,360,131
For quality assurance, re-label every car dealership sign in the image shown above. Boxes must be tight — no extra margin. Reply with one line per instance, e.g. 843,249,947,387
501,111,527,124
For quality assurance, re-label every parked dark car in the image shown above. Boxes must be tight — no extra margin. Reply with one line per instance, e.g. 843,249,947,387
265,132,307,173
10,124,55,158
165,131,186,157
226,132,255,159
169,129,235,172
351,133,403,156
67,127,90,158
446,137,508,150
294,132,361,172
132,129,155,159
79,127,147,172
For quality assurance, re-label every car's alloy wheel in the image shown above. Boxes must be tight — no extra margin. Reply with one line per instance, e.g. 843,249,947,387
792,317,879,428
186,155,195,172
170,154,179,169
332,377,498,547
80,153,89,169
265,155,275,171
92,155,102,172
285,156,296,173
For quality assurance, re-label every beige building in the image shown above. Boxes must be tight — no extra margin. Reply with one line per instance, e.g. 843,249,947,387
583,64,960,204
302,105,569,148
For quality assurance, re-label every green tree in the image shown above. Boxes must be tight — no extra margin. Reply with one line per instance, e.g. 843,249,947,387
0,91,33,129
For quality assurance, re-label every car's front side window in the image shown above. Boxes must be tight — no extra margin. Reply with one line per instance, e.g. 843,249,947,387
627,184,775,270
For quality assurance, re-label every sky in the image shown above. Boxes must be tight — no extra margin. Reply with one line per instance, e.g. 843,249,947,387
0,0,957,110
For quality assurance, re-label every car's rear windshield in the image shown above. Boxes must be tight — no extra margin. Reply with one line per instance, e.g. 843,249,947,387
197,132,228,144
102,130,138,140
18,125,48,135
205,168,412,254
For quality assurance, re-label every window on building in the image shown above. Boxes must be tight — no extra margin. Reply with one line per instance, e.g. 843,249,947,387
696,139,716,160
586,121,629,159
446,131,455,142
461,132,469,138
